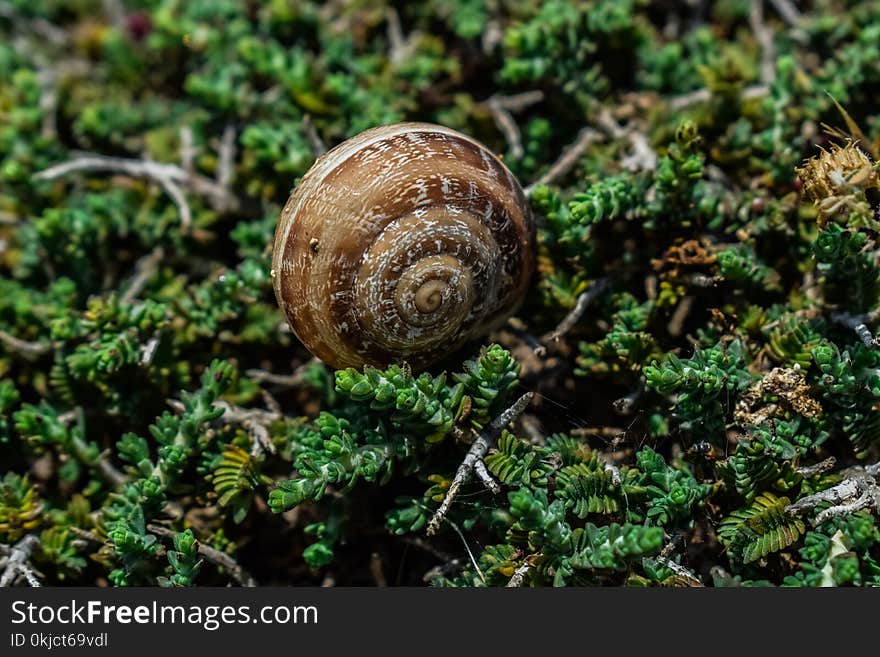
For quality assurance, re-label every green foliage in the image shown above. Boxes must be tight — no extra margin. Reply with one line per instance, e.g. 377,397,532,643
717,245,781,292
485,431,554,488
811,342,880,458
0,380,19,443
38,527,87,582
210,444,272,524
159,529,203,588
645,340,753,438
334,365,458,441
575,293,661,378
718,493,806,565
501,487,663,586
555,459,640,517
785,512,880,587
102,359,235,585
0,473,42,542
569,177,642,226
4,0,880,588
269,343,518,515
815,224,880,313
765,316,823,369
500,0,645,108
452,344,521,427
634,447,712,526
718,420,813,501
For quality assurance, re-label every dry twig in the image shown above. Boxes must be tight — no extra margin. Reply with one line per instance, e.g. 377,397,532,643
667,84,769,111
386,7,409,64
768,0,803,26
216,124,237,192
302,115,327,156
594,107,657,172
0,5,67,45
473,459,501,494
214,402,280,456
245,358,321,388
506,561,532,587
655,554,703,587
525,127,602,196
0,329,50,359
832,308,880,331
536,277,610,355
488,96,524,159
167,398,279,456
34,152,240,231
786,462,880,525
370,552,388,587
121,246,165,304
179,126,196,175
427,393,533,536
139,334,162,367
749,0,777,86
0,535,42,587
797,457,837,478
854,323,880,348
485,91,544,160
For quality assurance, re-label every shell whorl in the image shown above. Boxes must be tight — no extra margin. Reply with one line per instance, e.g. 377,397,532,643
271,122,535,371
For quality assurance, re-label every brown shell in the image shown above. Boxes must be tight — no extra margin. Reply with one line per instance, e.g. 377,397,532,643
271,122,535,370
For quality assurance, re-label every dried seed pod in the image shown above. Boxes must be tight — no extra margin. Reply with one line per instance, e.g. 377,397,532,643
271,122,536,370
797,140,879,227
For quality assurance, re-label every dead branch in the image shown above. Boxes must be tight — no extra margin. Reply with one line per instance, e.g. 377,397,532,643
786,463,880,525
485,91,544,161
506,561,532,587
0,535,42,587
0,329,50,359
667,295,695,338
491,91,545,112
488,96,524,159
768,0,803,26
832,308,880,330
536,277,610,354
179,126,196,175
34,152,240,230
167,398,279,456
594,107,657,172
656,538,703,586
245,357,322,388
481,18,503,55
749,0,777,86
370,552,388,587
667,84,769,111
216,124,236,192
473,459,501,494
214,402,280,456
302,115,327,156
140,333,162,367
0,5,67,45
427,393,533,536
854,323,880,348
797,457,837,478
655,554,703,587
525,127,602,196
102,0,126,31
386,7,410,64
121,246,165,304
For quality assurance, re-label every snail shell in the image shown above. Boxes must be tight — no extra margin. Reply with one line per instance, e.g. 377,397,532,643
271,122,535,371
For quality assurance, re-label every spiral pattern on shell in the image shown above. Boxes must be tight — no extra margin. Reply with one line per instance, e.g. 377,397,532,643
271,122,536,371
